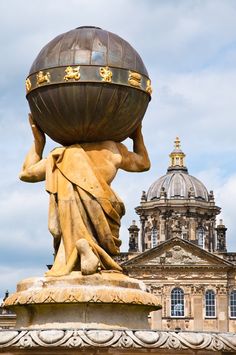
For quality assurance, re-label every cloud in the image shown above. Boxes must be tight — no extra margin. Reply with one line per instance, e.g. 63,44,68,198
194,169,236,251
0,266,46,294
216,174,236,251
0,186,53,267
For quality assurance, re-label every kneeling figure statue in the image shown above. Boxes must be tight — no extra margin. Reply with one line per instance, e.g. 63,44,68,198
20,115,150,277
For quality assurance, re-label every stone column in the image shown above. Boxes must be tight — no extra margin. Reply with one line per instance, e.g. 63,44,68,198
217,287,228,332
140,215,146,252
159,216,166,242
193,295,203,330
189,218,196,241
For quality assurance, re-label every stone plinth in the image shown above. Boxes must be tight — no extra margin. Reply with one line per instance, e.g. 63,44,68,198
4,271,161,329
0,329,236,354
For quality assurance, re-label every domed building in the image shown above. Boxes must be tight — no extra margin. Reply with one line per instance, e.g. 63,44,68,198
118,138,236,333
136,137,222,253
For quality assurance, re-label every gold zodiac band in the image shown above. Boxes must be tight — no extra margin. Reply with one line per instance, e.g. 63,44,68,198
25,65,152,97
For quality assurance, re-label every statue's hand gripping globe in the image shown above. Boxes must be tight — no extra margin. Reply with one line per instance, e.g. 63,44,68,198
26,26,152,145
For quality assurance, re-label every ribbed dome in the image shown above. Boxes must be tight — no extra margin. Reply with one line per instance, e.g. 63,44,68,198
147,168,209,201
147,138,209,202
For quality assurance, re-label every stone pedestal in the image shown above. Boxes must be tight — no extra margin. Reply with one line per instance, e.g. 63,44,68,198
4,271,161,329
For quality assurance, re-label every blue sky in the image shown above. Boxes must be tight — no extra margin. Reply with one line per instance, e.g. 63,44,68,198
1,0,236,294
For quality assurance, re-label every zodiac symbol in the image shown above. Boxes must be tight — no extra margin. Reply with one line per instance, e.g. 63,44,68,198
64,66,80,81
100,66,113,82
128,71,142,88
36,71,51,85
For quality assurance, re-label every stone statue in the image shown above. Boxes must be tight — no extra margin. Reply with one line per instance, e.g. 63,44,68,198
4,28,161,331
20,114,150,276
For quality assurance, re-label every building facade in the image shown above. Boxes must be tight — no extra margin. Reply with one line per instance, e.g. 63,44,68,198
119,138,236,332
0,291,16,329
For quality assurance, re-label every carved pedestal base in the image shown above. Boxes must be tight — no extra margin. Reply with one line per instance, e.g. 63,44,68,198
4,271,161,329
0,329,236,354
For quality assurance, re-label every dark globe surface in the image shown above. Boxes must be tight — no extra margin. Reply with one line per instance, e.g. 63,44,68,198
26,27,151,145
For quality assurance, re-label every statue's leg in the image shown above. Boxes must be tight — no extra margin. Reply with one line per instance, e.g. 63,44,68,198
45,240,100,276
45,240,67,277
44,247,78,277
76,239,100,275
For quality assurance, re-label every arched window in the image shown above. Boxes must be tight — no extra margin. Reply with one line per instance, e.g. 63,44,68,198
230,290,236,318
205,290,216,317
171,288,184,317
198,227,205,249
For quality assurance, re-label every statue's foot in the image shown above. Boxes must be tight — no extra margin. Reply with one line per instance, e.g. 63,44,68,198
76,239,100,275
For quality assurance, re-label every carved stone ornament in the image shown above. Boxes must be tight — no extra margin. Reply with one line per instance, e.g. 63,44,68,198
4,272,161,329
191,284,205,295
145,245,208,266
216,284,228,295
0,329,236,352
5,272,159,307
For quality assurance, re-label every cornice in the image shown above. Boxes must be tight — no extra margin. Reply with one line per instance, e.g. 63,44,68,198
124,264,233,271
136,200,220,213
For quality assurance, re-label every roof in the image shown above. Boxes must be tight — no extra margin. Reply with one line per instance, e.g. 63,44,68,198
147,138,209,202
147,169,209,201
122,236,233,269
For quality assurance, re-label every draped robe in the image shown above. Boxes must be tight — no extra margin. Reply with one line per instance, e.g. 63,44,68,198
46,144,125,272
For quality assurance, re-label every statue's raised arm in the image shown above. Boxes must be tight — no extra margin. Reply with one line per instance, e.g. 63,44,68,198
19,114,46,183
117,124,151,173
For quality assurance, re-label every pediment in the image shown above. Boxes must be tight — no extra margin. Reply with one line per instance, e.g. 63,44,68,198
122,237,232,268
144,245,208,266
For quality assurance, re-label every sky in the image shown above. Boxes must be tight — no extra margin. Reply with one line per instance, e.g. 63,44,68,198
1,0,236,294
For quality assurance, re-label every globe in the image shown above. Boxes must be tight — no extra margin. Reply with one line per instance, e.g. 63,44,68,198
26,26,152,145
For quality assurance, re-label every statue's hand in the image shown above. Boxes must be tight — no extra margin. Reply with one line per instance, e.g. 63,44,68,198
129,123,142,141
29,113,45,150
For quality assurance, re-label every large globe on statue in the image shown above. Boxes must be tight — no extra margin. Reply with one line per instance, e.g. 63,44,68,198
26,26,152,145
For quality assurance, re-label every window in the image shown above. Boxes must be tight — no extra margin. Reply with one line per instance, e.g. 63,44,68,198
171,288,184,317
230,291,236,318
205,290,216,317
198,227,205,249
151,227,158,248
181,232,188,240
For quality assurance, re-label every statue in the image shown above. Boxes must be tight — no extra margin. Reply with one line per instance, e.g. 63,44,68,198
20,114,150,276
19,27,153,277
4,27,161,331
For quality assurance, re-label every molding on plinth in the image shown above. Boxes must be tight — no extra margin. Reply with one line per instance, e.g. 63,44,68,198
0,329,236,352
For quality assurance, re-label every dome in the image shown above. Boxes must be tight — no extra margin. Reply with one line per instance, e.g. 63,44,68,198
147,169,209,201
147,138,209,202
